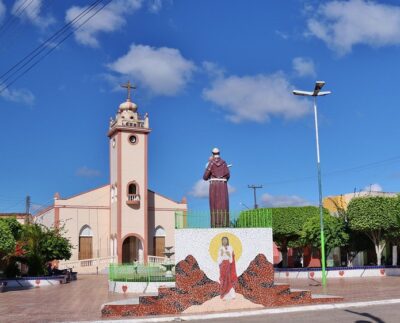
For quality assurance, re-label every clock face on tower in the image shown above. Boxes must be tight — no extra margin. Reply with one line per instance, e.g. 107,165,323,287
129,135,137,144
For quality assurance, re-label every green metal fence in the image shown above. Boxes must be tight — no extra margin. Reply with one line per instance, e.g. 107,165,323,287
109,263,175,282
175,208,272,229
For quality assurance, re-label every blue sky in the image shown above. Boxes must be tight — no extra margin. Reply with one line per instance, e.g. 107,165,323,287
1,0,400,213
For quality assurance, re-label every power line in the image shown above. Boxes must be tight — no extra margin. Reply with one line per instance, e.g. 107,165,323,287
264,155,400,186
0,0,34,37
0,0,111,93
0,1,56,55
0,0,104,86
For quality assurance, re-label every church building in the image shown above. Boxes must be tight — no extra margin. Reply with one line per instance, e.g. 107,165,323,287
35,83,187,265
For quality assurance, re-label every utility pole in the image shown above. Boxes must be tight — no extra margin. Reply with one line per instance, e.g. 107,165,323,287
248,185,263,209
25,195,31,224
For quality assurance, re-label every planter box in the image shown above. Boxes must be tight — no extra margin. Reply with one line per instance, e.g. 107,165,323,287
275,266,400,279
109,280,175,294
0,275,71,290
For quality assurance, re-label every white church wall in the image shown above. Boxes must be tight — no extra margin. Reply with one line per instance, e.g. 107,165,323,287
60,207,110,261
148,191,187,255
53,185,111,261
58,185,110,207
35,208,55,227
175,228,273,282
152,210,175,250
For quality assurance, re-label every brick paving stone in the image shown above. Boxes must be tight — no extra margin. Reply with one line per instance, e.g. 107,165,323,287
1,275,400,322
275,276,400,302
0,275,136,323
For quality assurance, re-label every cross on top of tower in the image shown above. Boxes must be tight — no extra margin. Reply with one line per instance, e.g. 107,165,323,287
121,81,136,102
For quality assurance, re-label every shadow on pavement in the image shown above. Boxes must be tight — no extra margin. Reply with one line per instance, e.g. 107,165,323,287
344,309,385,323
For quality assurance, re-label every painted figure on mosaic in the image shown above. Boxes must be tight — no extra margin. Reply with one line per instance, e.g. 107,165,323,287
217,236,237,300
203,148,230,227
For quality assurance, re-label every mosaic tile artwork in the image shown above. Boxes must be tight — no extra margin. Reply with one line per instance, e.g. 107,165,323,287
101,254,343,318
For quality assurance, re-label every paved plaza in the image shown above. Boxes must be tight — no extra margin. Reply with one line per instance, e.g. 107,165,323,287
190,303,400,323
1,275,400,322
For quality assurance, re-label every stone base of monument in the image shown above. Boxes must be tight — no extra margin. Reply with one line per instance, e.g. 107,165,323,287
101,254,342,318
101,228,343,318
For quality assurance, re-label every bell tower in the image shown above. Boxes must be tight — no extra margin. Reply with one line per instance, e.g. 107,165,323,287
108,81,151,263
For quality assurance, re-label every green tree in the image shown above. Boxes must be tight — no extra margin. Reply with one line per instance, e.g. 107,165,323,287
300,214,349,263
325,197,372,266
41,226,72,262
21,224,72,276
272,206,325,267
347,196,400,266
0,221,17,278
0,221,15,258
0,217,22,239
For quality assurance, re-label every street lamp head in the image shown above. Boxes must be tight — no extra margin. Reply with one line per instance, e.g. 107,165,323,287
293,81,331,97
313,81,325,96
292,90,314,96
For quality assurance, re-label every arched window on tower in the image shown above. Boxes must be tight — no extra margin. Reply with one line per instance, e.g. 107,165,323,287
127,181,140,206
128,183,137,195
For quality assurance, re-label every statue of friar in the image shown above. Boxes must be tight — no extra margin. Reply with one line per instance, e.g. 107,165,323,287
203,148,230,227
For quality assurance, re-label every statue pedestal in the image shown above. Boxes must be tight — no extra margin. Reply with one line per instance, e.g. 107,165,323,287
102,227,344,318
174,228,273,281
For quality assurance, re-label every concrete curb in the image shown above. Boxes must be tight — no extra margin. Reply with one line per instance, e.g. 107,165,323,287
71,298,400,323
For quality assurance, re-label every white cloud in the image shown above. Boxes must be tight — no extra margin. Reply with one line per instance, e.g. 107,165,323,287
148,0,163,13
66,0,142,47
362,183,383,192
108,44,196,96
275,30,289,40
292,57,316,78
307,0,400,55
189,180,209,198
12,0,54,28
0,1,5,23
261,193,312,208
0,87,35,105
76,166,101,178
203,72,310,123
189,179,236,199
202,61,225,79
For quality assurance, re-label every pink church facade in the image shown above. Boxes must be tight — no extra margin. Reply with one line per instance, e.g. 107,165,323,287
35,90,187,266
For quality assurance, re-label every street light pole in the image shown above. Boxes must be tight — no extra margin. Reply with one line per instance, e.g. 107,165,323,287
293,81,331,287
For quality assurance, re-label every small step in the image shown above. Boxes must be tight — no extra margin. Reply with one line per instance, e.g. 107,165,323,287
290,288,311,293
311,294,343,299
102,297,140,306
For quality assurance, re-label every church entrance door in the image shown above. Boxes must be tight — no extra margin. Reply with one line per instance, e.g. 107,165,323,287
122,236,143,263
79,225,93,260
79,237,93,260
153,237,165,257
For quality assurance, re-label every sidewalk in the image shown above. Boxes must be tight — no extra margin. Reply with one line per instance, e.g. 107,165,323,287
276,276,400,302
1,275,400,322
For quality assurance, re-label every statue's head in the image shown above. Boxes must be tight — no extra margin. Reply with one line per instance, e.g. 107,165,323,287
221,236,229,246
212,147,220,158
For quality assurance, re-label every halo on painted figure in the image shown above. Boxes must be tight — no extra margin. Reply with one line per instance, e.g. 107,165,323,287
209,232,242,263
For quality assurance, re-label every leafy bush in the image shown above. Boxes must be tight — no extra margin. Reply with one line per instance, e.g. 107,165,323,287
300,213,349,258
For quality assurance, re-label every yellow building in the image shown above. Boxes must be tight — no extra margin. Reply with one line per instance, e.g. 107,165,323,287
324,191,397,213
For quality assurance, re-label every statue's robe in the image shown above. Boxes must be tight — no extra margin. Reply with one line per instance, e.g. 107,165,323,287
203,157,230,227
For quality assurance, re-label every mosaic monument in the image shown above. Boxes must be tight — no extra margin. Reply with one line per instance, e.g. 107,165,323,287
102,149,342,318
